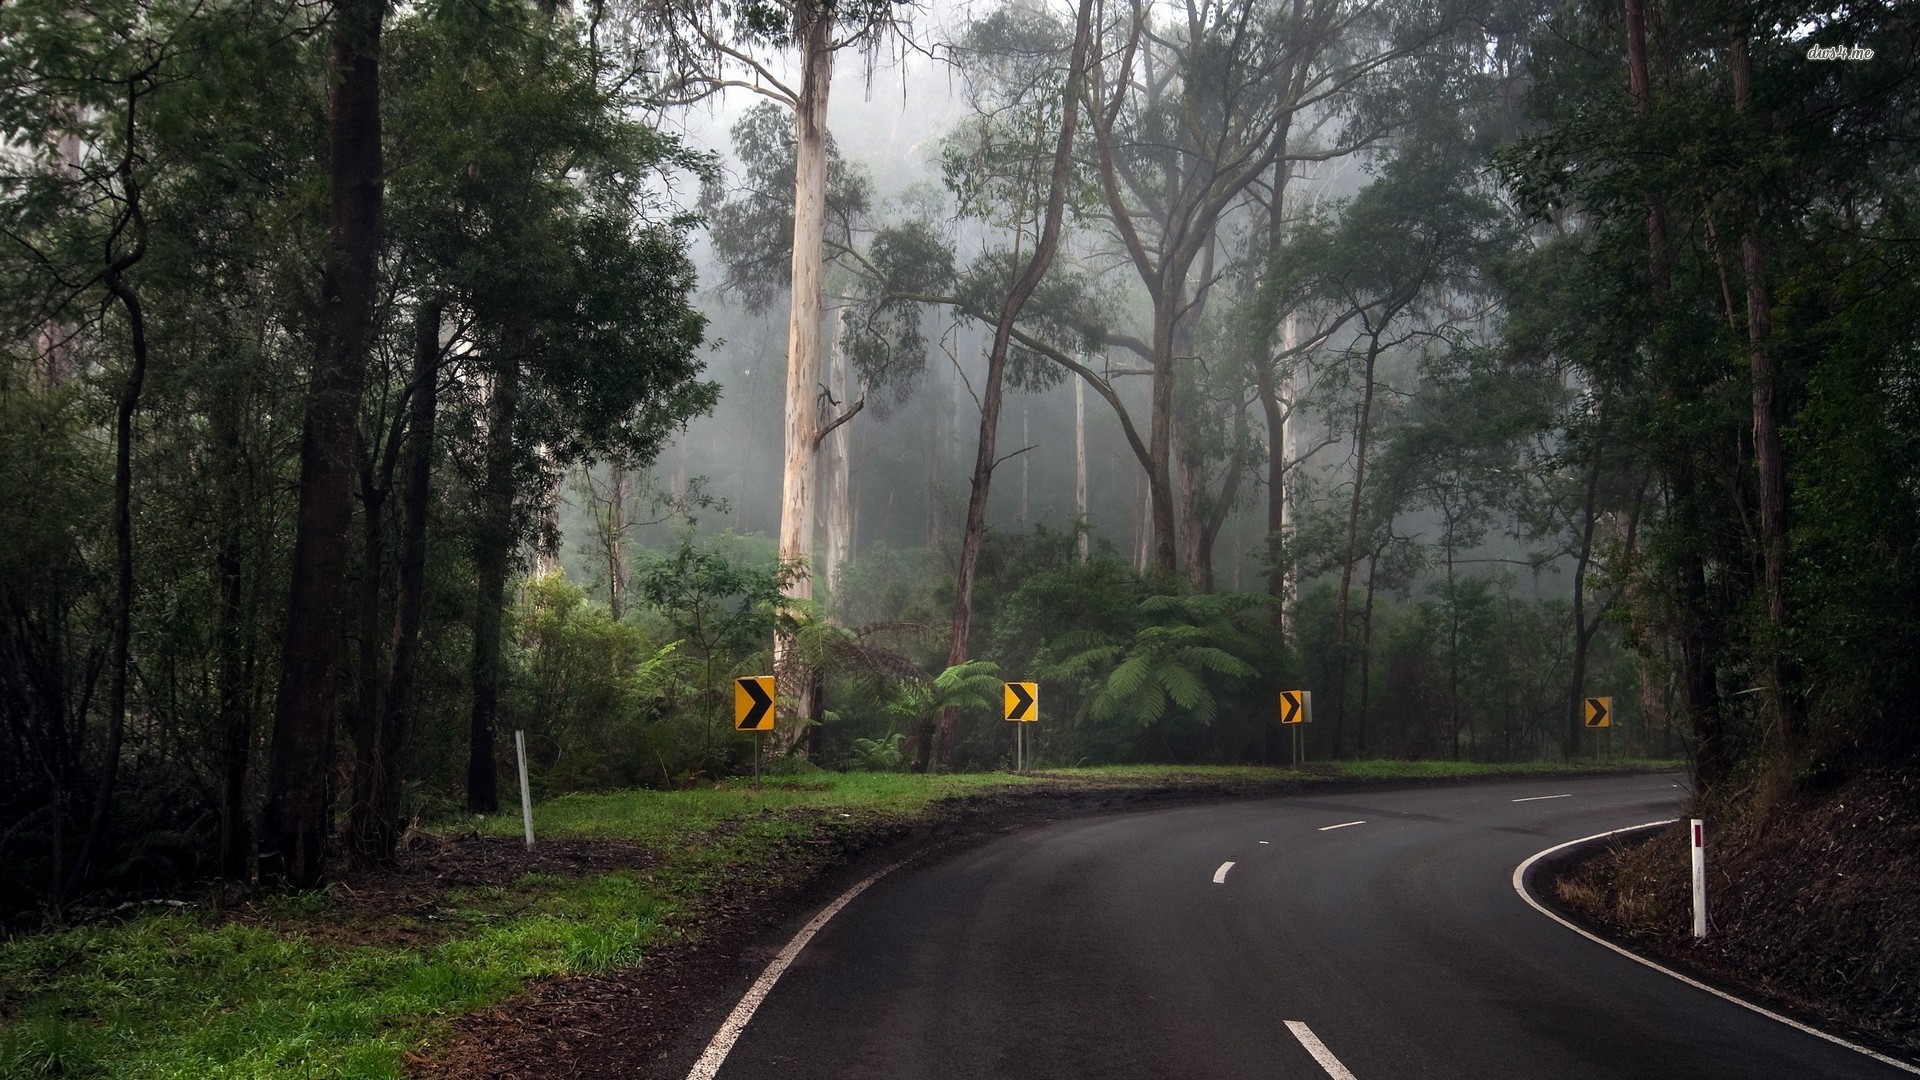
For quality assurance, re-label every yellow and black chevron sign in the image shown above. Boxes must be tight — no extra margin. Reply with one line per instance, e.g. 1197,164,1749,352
1003,682,1038,722
1583,696,1612,728
1279,689,1312,725
735,676,775,731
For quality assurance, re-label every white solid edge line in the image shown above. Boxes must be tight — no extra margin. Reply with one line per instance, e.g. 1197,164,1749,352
1513,821,1920,1076
1213,860,1235,884
1511,793,1573,802
1318,820,1366,831
685,860,903,1080
1285,1020,1361,1080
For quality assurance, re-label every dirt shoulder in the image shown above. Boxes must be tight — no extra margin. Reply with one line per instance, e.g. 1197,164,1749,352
1543,768,1920,1063
406,766,1670,1080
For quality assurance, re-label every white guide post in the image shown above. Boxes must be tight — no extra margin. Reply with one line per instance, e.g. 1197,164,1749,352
516,729,535,851
1690,818,1707,938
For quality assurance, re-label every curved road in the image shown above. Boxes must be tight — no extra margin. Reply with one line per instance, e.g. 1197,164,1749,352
690,774,1914,1079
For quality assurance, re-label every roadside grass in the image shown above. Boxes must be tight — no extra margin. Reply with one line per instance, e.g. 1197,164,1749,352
0,759,1679,1078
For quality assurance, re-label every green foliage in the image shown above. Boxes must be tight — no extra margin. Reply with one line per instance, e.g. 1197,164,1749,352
632,529,790,661
702,100,873,314
628,529,794,776
847,731,906,771
885,659,1004,720
1045,594,1261,732
504,573,680,792
1497,0,1920,781
0,0,720,908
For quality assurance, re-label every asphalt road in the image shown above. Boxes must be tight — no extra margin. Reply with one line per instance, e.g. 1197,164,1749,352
694,774,1914,1079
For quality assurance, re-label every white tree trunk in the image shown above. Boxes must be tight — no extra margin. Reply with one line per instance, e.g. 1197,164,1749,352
776,21,833,606
823,308,852,615
1075,375,1088,561
1019,405,1029,528
606,463,629,619
1132,471,1151,574
670,429,687,499
774,7,835,750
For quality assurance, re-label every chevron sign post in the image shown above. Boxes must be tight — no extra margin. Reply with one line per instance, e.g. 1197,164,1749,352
735,676,775,789
1279,690,1312,766
1583,696,1612,763
1004,682,1038,772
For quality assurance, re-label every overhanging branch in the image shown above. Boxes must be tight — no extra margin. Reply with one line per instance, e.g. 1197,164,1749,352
812,391,865,449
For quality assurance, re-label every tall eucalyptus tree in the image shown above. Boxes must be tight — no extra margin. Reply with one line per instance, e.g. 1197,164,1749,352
1079,0,1458,577
639,0,905,711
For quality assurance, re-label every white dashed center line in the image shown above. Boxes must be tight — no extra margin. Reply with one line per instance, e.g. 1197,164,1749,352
1318,820,1366,831
1286,1020,1360,1079
1212,861,1235,884
1511,793,1573,803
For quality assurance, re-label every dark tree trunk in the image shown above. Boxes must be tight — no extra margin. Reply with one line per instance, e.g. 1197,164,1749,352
467,348,519,812
212,393,253,880
1624,0,1723,788
1357,549,1379,757
1257,158,1293,636
1257,360,1287,634
923,0,1096,772
1330,331,1385,759
344,358,408,865
345,434,391,859
1445,534,1462,761
1567,437,1605,760
351,300,441,865
1174,239,1220,591
64,101,150,903
263,0,385,888
1146,305,1180,576
1729,33,1792,749
1193,398,1248,595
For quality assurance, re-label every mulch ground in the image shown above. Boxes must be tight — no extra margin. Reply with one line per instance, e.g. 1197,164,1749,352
1548,767,1920,1059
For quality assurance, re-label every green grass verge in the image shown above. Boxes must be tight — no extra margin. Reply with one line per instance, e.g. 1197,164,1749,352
0,759,1679,1078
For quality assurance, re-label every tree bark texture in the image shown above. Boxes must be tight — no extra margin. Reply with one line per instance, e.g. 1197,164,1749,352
773,2,834,748
351,299,440,865
263,0,385,888
467,347,519,814
823,310,853,612
776,2,833,606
